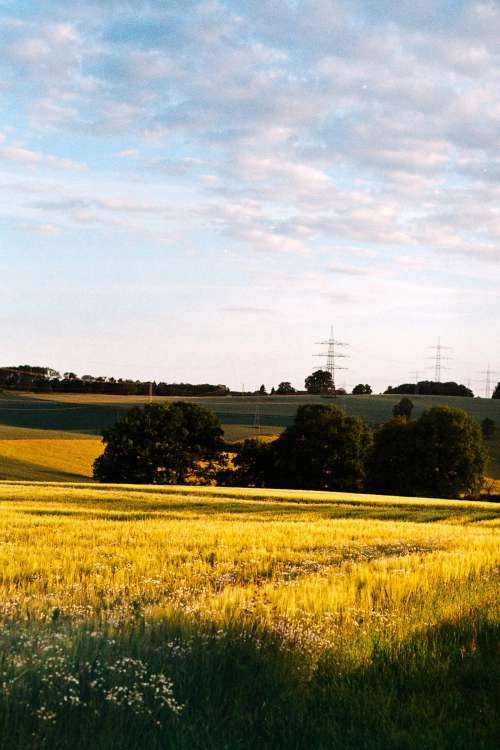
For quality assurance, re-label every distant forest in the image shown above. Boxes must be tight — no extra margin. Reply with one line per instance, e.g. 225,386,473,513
0,366,230,397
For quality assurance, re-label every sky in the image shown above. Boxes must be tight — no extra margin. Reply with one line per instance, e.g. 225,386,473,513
1,0,499,393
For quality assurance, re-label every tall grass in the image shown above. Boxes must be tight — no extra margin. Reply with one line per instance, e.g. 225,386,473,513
0,482,498,749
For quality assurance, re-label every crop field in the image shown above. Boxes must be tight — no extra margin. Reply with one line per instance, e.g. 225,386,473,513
0,426,102,482
0,482,498,749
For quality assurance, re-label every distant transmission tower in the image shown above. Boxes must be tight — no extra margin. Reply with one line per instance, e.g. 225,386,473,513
427,339,451,382
314,326,349,395
479,365,498,398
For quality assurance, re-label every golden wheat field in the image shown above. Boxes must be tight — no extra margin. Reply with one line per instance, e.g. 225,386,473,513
0,481,498,749
0,427,102,482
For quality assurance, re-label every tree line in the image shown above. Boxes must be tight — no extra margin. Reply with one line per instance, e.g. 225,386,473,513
94,400,489,500
385,381,474,397
0,366,229,397
3,365,499,400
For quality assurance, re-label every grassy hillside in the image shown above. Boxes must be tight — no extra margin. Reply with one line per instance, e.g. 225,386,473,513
10,388,500,429
0,425,102,482
0,482,498,749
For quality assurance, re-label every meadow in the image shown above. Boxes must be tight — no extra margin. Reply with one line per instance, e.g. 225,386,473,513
0,482,498,749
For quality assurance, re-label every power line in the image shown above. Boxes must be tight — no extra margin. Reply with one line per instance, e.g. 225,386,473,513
314,326,349,395
253,401,261,432
426,339,452,383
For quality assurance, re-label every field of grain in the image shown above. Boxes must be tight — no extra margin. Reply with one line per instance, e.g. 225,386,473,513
0,482,498,749
0,426,102,482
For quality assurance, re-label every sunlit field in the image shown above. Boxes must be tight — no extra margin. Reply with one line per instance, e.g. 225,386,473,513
0,482,498,749
0,426,102,482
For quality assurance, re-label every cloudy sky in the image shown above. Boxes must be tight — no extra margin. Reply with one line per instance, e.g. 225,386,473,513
1,0,499,392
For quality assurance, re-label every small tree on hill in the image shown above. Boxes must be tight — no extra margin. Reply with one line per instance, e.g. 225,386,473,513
93,401,223,484
352,384,372,395
276,381,295,394
305,370,333,394
392,397,414,421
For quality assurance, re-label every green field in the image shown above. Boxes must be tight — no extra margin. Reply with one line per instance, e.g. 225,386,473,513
0,482,498,749
1,390,500,483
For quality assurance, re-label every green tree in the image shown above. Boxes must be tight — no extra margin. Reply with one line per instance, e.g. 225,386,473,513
93,401,223,484
366,418,419,496
276,381,295,394
368,406,487,499
271,403,372,491
492,382,500,399
415,407,486,498
352,384,372,395
228,438,274,487
305,370,333,394
392,397,414,421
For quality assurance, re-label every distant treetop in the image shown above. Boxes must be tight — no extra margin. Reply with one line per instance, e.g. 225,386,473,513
352,384,372,395
385,381,474,398
305,370,333,394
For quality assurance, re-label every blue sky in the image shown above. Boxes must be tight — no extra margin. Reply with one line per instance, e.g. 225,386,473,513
1,0,499,392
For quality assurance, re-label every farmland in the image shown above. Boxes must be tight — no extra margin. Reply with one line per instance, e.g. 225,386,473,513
0,426,102,482
0,482,498,749
1,390,500,483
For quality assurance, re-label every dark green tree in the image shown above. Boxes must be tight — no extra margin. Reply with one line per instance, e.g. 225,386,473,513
367,406,487,499
366,417,418,496
271,403,372,491
228,438,275,487
93,401,223,484
305,370,333,394
393,397,414,421
481,417,496,440
414,407,487,498
276,381,296,394
492,382,500,399
352,384,372,395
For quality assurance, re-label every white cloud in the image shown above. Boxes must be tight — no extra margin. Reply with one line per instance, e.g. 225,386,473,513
0,143,85,170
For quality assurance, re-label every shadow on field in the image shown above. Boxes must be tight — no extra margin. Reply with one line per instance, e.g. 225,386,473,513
0,454,89,482
1,611,498,750
15,497,499,525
